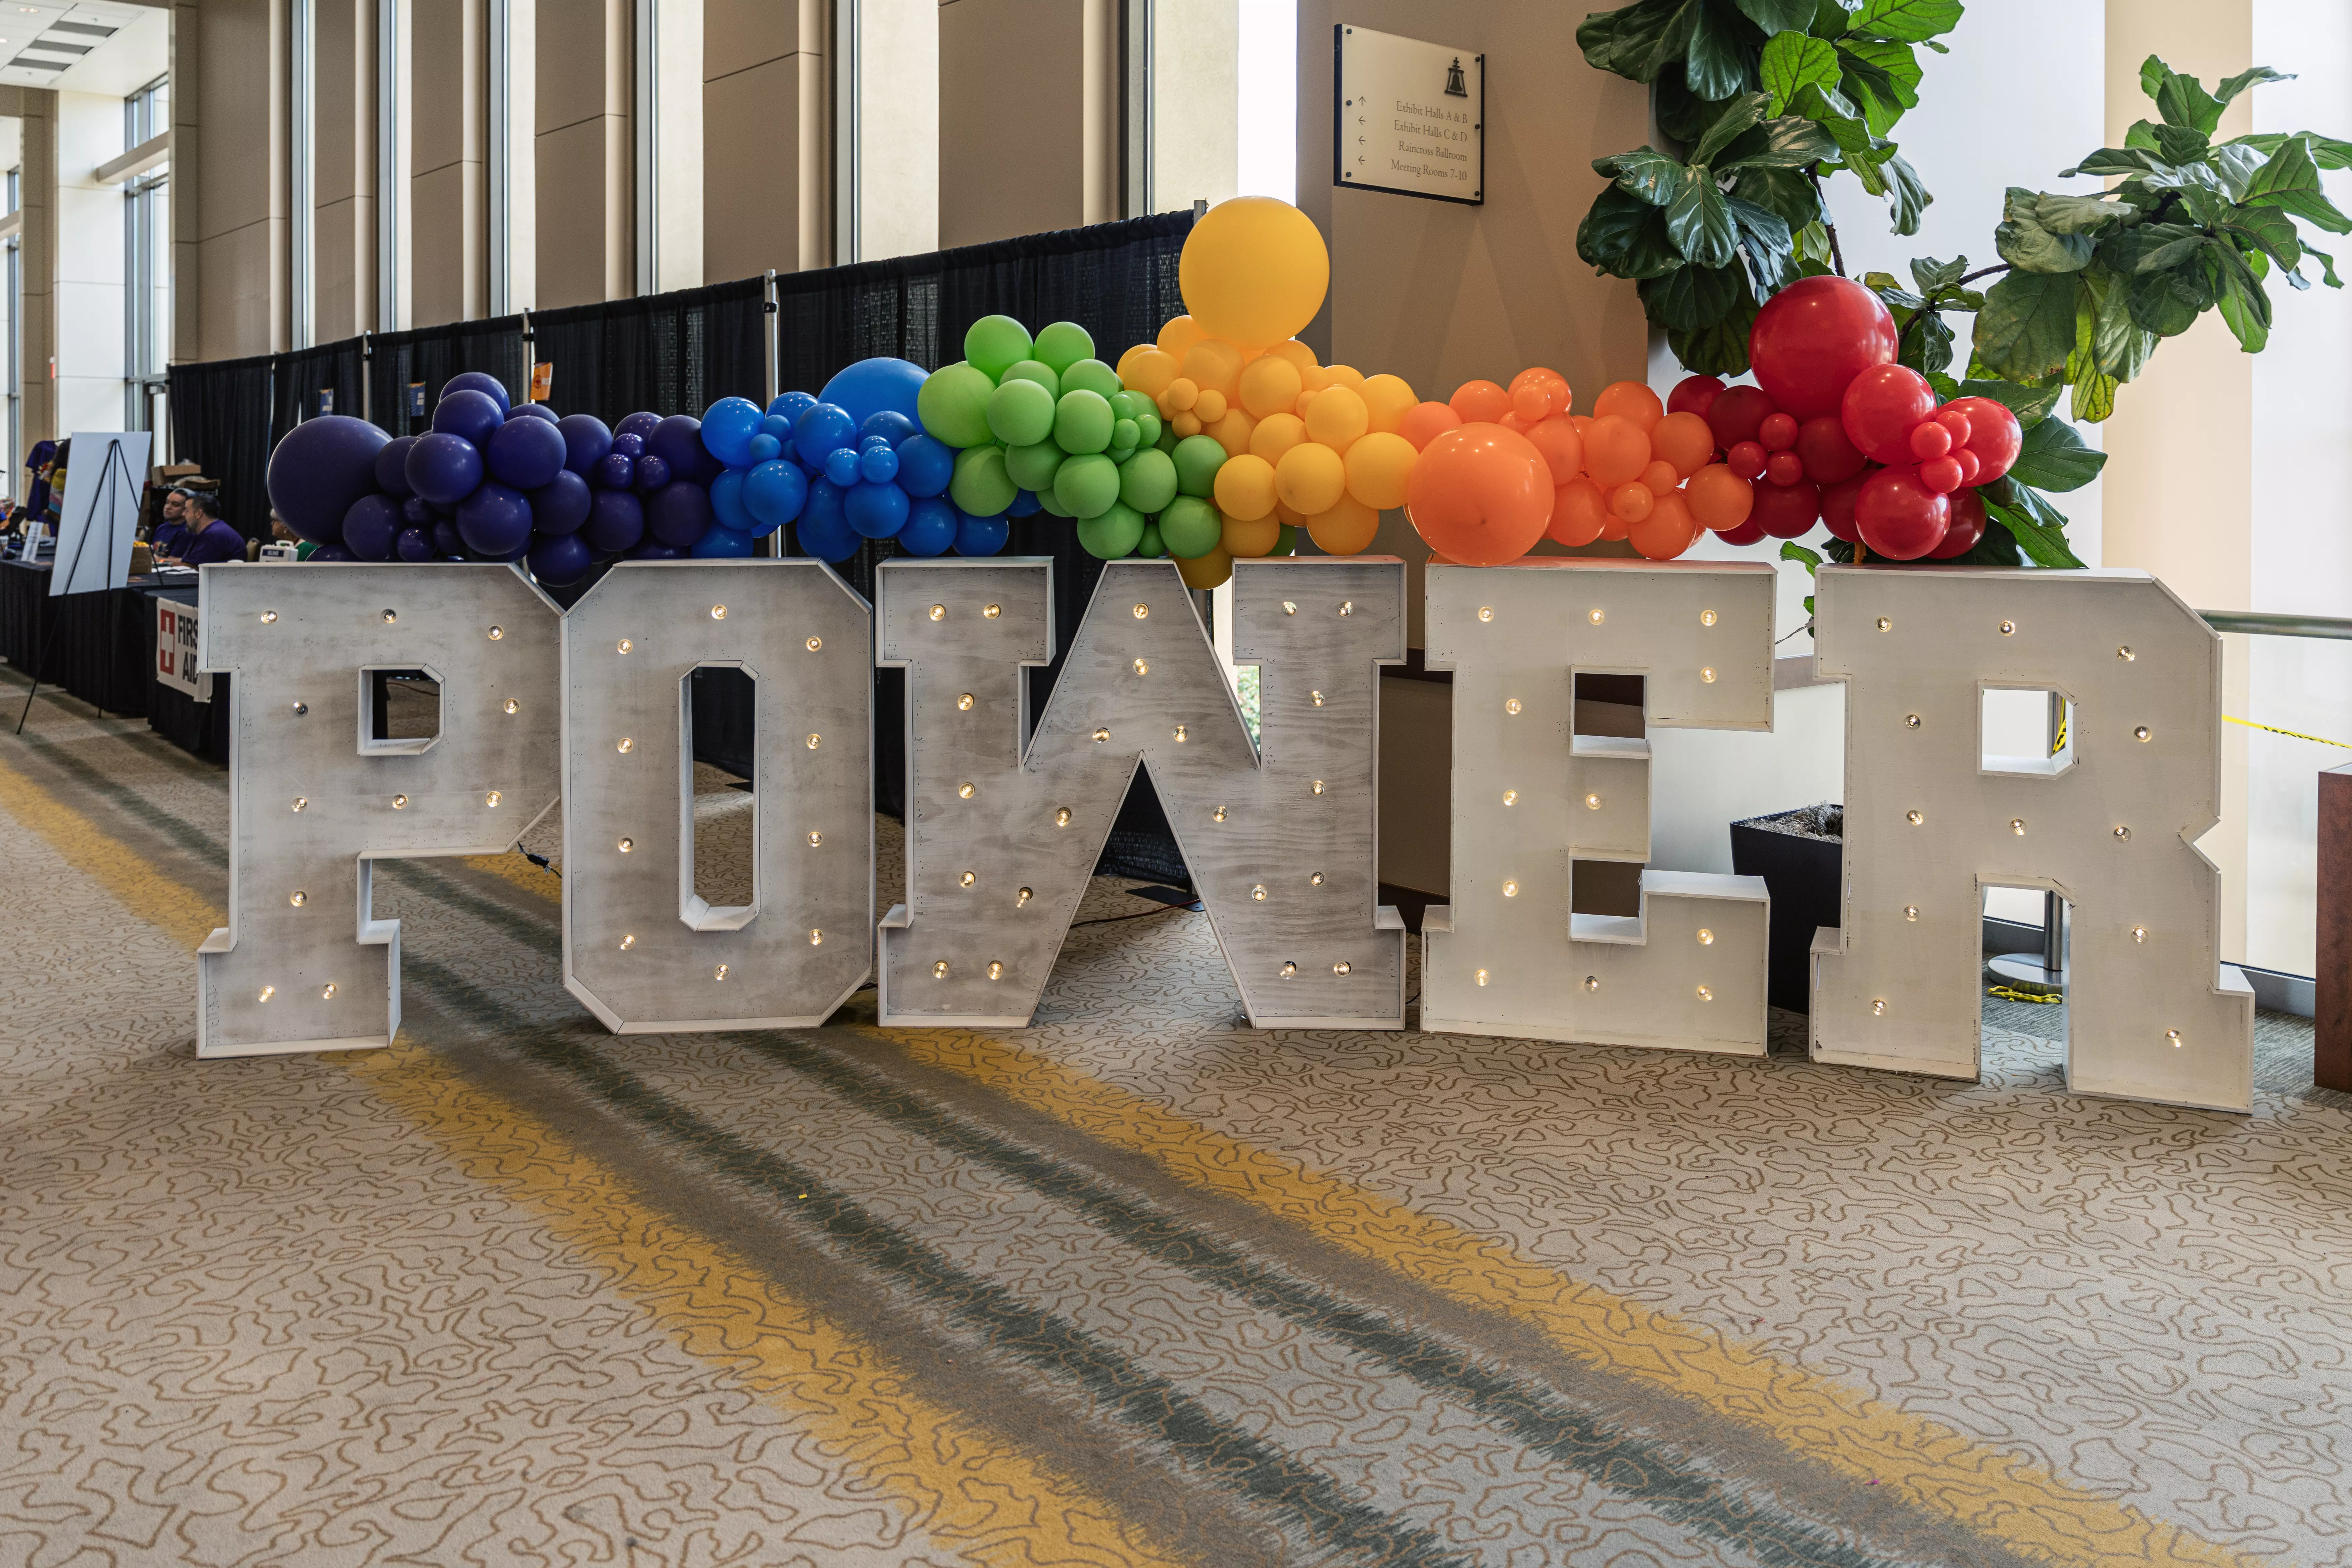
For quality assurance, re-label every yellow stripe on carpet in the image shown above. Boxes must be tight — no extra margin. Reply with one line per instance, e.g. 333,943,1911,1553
0,754,1190,1568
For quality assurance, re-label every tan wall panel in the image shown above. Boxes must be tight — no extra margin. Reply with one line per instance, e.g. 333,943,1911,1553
704,54,823,279
937,0,1087,248
195,0,284,247
533,114,629,306
199,219,287,362
535,0,628,134
15,90,53,444
314,0,376,337
410,159,484,326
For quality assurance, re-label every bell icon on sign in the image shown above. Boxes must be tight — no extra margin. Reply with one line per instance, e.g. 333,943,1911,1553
1444,57,1468,97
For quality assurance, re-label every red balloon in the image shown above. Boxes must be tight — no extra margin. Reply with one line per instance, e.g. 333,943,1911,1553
1758,412,1799,452
1403,422,1555,566
1935,407,1973,445
1820,473,1868,542
1855,465,1951,559
1841,364,1940,466
1795,416,1866,485
1928,489,1988,558
1942,396,2023,484
1752,478,1821,539
1919,455,1964,493
1954,448,1981,486
1706,385,1777,450
1727,440,1767,479
1909,421,1953,461
1716,518,1768,546
1765,450,1805,487
1749,275,1900,422
1668,374,1725,420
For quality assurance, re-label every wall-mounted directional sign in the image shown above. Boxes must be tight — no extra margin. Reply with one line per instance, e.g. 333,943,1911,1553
1333,23,1483,206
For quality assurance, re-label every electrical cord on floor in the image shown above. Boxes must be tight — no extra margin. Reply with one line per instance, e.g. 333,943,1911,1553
521,851,560,877
1072,902,1189,928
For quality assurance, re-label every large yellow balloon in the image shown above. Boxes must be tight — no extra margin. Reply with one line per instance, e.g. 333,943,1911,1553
1118,345,1180,398
1208,407,1258,459
1182,338,1245,397
1178,197,1331,352
1274,441,1347,514
1249,412,1309,466
1213,453,1279,520
1359,373,1418,434
1221,512,1282,558
1238,354,1305,420
1175,545,1233,589
1304,385,1369,453
1343,431,1418,510
1308,495,1381,555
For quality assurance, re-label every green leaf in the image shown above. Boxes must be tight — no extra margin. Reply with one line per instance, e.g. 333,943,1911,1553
1652,73,1717,143
1910,254,1966,293
1850,0,1962,44
1926,369,1961,400
2305,241,2344,288
1668,290,1760,375
1981,485,2087,569
2136,53,2169,102
1577,187,1686,279
1733,0,1818,33
2210,142,2266,200
2124,263,2211,336
1721,114,1843,168
2100,222,2206,276
1726,196,1797,293
1806,0,1850,38
2065,147,2155,178
2225,204,2304,274
2154,67,2224,135
1900,306,1955,374
2150,122,2212,164
1685,0,1760,99
1666,166,1740,267
1974,271,2080,382
1759,31,1842,115
1594,145,1687,205
2089,271,2157,381
2230,130,2352,171
1577,0,1701,83
1881,150,1930,234
1731,163,1825,228
1949,514,2024,567
1957,378,2062,425
1996,187,2097,273
2243,135,2321,202
2207,241,2272,352
1779,540,1824,569
2216,66,2292,106
1639,261,1747,330
2034,192,2134,235
2008,416,2106,491
1835,38,1921,136
1691,92,1772,165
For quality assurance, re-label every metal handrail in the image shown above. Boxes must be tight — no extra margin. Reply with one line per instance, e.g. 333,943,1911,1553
2199,610,2352,640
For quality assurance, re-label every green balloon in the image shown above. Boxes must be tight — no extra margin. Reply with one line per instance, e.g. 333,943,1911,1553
1272,524,1297,557
1136,411,1164,448
1110,389,1148,422
1076,501,1146,560
1033,321,1095,374
1002,359,1061,398
1159,495,1222,559
965,315,1033,379
986,378,1056,447
917,362,997,449
1003,439,1065,493
1061,358,1121,399
1054,452,1122,519
1108,441,1138,467
1135,521,1167,558
1054,389,1115,455
1111,417,1140,451
1173,434,1229,498
1119,447,1179,513
1154,422,1178,453
949,444,1017,517
1034,484,1071,518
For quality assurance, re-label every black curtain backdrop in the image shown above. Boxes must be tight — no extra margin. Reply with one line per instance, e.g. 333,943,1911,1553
532,277,769,428
167,352,277,543
365,317,533,437
274,340,369,436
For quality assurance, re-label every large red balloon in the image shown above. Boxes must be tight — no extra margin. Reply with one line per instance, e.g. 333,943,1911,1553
1855,465,1951,559
1841,364,1940,466
1706,385,1776,451
1404,422,1554,566
1749,276,1900,422
1928,488,1988,558
1751,478,1821,539
1795,415,1866,485
1819,473,1868,542
1942,396,2023,484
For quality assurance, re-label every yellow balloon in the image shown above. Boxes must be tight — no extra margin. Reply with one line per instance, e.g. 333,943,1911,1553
1194,388,1230,424
1119,345,1180,398
1359,373,1418,434
1343,431,1418,510
1214,453,1279,521
1238,354,1304,420
1157,314,1206,360
1249,412,1309,466
1175,545,1233,589
1305,362,1365,392
1304,385,1369,453
1181,337,1245,397
1308,495,1382,555
1208,407,1258,459
1263,339,1320,371
1273,499,1308,526
1172,410,1202,437
1178,197,1331,351
1274,441,1347,514
1222,512,1281,558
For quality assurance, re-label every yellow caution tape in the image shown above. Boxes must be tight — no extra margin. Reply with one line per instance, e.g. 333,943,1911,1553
2223,715,2352,749
1988,984,2064,1004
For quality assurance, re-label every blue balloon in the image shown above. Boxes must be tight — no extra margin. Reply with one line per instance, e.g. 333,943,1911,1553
395,525,437,562
645,479,712,547
486,415,567,490
859,410,920,448
700,396,764,467
595,452,636,490
612,431,646,458
898,497,958,556
845,480,910,539
823,447,862,487
748,433,782,464
761,415,792,440
582,488,646,553
636,454,672,492
375,435,419,498
767,391,818,426
308,544,357,562
506,401,561,427
432,388,504,448
819,357,928,431
558,413,612,475
1007,488,1042,517
895,434,955,499
858,444,900,484
795,507,861,562
615,411,662,441
792,402,859,468
342,494,403,560
800,476,847,537
456,481,533,556
691,523,756,558
431,519,465,556
630,540,686,560
649,415,714,485
441,371,511,414
529,531,595,586
402,494,434,527
709,470,756,533
743,460,808,532
406,431,484,506
954,510,1011,556
530,469,592,535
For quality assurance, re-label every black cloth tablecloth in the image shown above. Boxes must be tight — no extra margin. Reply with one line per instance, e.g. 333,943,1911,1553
0,558,169,717
143,584,231,765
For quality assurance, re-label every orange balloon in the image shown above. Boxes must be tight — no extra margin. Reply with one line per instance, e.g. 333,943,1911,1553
1157,315,1205,360
1403,423,1554,567
1250,412,1309,465
1450,379,1513,424
1597,512,1630,542
1273,499,1309,526
1630,490,1698,559
1308,494,1382,554
1639,459,1680,495
1209,407,1257,458
1584,415,1652,487
1523,415,1583,485
1594,380,1665,432
1651,410,1717,477
1275,440,1348,514
1398,400,1463,452
1686,463,1756,531
1171,410,1202,437
1509,367,1571,422
1119,345,1180,398
1222,511,1281,558
1238,354,1304,419
1570,414,1594,437
1359,373,1418,434
1548,478,1609,547
1305,362,1365,392
1175,545,1232,589
1214,453,1278,520
1610,482,1656,523
1182,338,1245,397
1262,339,1319,371
1498,412,1532,435
1162,377,1200,413
1194,388,1230,424
1342,430,1417,509
1304,384,1369,452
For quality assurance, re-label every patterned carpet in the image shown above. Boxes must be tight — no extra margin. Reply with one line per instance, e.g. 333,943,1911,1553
3,668,2349,1568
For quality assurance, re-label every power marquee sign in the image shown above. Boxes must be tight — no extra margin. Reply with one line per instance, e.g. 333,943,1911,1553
195,557,2255,1112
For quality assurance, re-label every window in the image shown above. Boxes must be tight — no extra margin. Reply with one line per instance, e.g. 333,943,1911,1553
125,75,169,444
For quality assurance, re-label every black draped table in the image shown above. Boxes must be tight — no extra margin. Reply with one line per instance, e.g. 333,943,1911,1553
0,558,170,718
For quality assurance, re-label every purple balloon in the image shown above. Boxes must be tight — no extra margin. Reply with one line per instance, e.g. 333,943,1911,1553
648,414,713,484
308,544,357,562
595,452,636,490
406,431,484,506
615,411,662,440
630,541,685,560
431,519,464,556
395,525,438,562
455,481,534,557
401,495,435,528
375,435,419,498
645,478,713,547
441,371,511,415
267,414,391,543
529,469,592,535
558,413,613,475
506,401,561,426
342,494,404,560
528,531,595,586
612,431,646,458
635,454,672,492
845,479,910,538
432,388,504,449
486,415,567,490
582,488,646,553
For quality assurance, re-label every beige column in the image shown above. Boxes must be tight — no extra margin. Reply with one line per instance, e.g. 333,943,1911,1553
534,0,629,306
6,88,56,446
936,0,1118,249
314,0,379,338
170,1,201,364
192,0,291,357
2102,0,2255,958
702,1,828,277
411,0,485,326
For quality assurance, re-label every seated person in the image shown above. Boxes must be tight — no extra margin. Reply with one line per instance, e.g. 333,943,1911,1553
150,486,191,558
163,491,246,566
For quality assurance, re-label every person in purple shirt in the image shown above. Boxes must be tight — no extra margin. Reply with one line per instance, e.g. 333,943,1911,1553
149,485,192,558
167,490,247,566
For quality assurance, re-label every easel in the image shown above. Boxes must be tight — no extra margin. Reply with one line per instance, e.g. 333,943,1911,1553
16,438,139,735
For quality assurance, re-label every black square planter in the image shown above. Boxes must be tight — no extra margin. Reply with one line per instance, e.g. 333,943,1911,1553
1730,808,1844,1015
